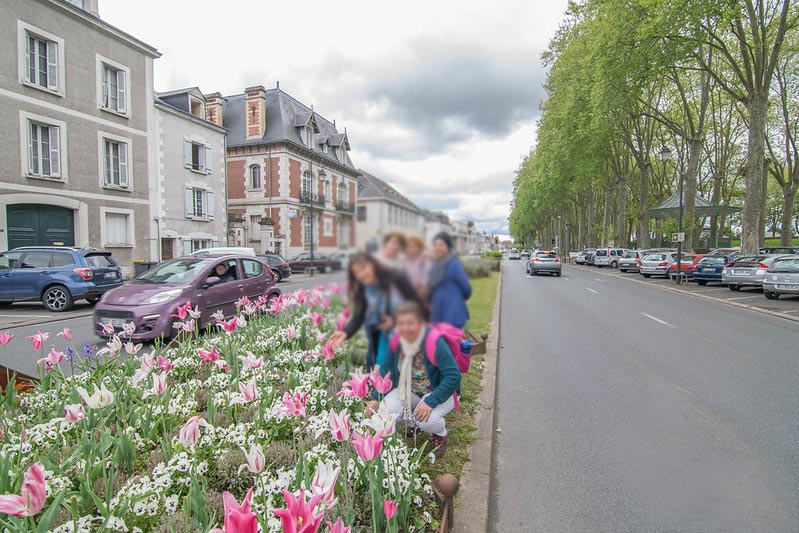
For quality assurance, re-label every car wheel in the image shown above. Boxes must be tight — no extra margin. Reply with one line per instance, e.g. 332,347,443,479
42,285,74,312
764,291,780,300
642,274,651,278
324,265,333,274
274,271,283,283
611,261,618,268
86,296,101,305
696,280,708,286
556,271,562,277
729,285,741,291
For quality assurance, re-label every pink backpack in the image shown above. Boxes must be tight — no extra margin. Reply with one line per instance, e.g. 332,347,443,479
389,323,471,373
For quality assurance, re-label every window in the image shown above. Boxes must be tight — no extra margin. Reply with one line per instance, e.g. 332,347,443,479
302,171,313,196
251,215,262,241
28,121,61,178
250,165,261,189
105,213,129,245
191,239,211,253
324,180,331,202
100,63,127,114
322,143,328,153
242,259,263,278
103,138,129,187
184,140,212,174
25,33,58,91
338,218,349,245
51,252,74,267
184,187,215,219
21,251,52,269
323,217,333,237
65,0,86,8
303,215,313,245
190,97,204,118
337,147,346,163
357,206,367,222
338,182,346,205
305,126,313,147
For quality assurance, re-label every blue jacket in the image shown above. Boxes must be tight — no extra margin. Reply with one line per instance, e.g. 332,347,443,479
374,328,462,408
431,259,472,329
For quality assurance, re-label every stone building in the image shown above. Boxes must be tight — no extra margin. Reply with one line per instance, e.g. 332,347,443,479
355,171,425,251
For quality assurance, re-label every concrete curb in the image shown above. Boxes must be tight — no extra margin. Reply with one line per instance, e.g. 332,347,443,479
575,265,799,324
452,268,503,533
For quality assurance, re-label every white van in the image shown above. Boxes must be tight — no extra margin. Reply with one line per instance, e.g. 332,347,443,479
190,246,256,257
593,248,627,268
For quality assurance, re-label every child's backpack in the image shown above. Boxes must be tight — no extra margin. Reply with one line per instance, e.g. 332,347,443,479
389,323,471,373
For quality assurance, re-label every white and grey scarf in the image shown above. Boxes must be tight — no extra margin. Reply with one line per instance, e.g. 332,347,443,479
397,329,425,420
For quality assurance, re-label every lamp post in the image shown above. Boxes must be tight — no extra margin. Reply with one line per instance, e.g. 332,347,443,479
659,145,684,284
310,168,327,274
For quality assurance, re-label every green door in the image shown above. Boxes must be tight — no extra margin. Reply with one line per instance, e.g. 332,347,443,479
6,204,75,249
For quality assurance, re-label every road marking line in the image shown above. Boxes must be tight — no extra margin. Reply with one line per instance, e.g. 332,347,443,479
726,295,764,301
593,278,604,282
586,287,599,294
640,312,675,328
561,276,569,280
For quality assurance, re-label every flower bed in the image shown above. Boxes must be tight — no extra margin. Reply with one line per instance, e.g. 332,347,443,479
0,285,441,532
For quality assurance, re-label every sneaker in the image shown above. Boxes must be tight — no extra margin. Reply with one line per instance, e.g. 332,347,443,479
430,434,449,458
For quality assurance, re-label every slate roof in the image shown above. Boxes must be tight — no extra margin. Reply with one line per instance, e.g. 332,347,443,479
221,88,355,170
154,88,226,132
357,171,422,213
648,192,740,219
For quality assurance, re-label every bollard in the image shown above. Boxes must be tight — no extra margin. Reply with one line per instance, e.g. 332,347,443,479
437,474,460,531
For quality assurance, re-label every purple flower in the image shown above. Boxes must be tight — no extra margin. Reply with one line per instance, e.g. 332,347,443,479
66,346,76,358
83,343,93,356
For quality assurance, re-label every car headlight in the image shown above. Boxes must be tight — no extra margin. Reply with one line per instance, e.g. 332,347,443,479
142,288,183,304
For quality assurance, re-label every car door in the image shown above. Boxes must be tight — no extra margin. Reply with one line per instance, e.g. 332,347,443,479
14,251,53,301
241,258,271,298
0,251,23,302
197,259,241,320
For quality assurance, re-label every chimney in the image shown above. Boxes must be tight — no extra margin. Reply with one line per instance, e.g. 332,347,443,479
245,85,267,140
205,92,223,127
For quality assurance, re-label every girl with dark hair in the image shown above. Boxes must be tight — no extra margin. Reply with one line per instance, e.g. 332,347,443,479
428,232,472,329
328,252,423,369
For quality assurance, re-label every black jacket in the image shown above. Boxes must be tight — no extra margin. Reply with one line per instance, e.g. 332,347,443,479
344,270,424,338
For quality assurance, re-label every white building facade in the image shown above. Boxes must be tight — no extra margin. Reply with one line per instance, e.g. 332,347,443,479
356,171,425,251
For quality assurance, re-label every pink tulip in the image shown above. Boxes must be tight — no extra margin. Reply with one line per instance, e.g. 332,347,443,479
325,518,351,533
327,282,342,295
230,379,259,406
383,499,398,520
294,289,309,305
56,328,72,341
272,489,324,533
307,312,323,326
238,353,264,370
352,431,384,462
311,461,339,510
99,321,115,336
0,462,46,518
369,369,393,395
211,309,225,322
26,330,49,350
187,305,202,319
37,347,66,371
336,369,370,399
179,416,210,446
132,352,156,385
235,295,250,308
76,383,114,409
334,315,347,332
286,325,298,339
329,409,351,441
316,332,328,345
121,322,136,338
142,372,167,399
341,308,351,319
63,404,86,423
267,297,285,314
210,488,258,533
124,341,143,355
198,347,221,365
156,355,174,372
276,391,308,418
217,317,238,333
322,343,336,364
0,331,13,345
171,301,193,320
363,403,397,438
240,443,265,474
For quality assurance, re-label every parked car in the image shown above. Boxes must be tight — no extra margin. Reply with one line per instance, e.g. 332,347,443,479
330,251,357,269
508,248,521,260
191,246,256,257
593,248,627,268
528,250,562,276
762,255,799,299
0,247,123,312
257,253,292,282
667,254,703,279
288,253,342,273
520,249,531,258
95,255,280,341
617,250,656,273
638,252,677,278
692,255,732,285
574,249,596,265
722,255,788,291
759,246,798,255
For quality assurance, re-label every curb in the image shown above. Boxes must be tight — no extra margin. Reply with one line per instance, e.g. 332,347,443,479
452,267,503,533
574,265,799,324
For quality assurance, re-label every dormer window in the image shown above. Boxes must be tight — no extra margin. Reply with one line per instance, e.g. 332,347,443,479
305,126,314,147
337,147,346,163
190,97,205,118
322,143,328,154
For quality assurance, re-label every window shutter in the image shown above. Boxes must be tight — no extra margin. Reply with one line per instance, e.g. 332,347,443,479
46,41,58,91
183,140,192,169
25,35,32,83
204,145,212,174
48,126,61,177
206,191,215,219
116,70,127,113
27,121,35,174
183,240,193,255
184,187,194,217
101,66,109,107
119,142,128,186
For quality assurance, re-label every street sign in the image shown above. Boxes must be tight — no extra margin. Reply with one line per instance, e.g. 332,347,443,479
672,232,685,243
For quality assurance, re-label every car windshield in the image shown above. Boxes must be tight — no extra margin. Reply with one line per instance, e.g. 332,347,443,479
644,254,666,261
84,254,116,267
622,251,637,258
701,257,726,264
770,257,799,273
133,258,212,284
731,255,764,265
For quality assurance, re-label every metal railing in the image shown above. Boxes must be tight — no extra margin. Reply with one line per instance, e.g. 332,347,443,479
298,191,326,206
336,200,355,213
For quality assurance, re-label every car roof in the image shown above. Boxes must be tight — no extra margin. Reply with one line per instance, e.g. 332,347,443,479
7,246,109,255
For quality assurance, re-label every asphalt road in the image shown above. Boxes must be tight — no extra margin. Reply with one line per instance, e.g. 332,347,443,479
489,260,799,532
1,272,344,377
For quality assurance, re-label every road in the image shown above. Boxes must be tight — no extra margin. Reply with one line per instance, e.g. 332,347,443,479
1,272,344,378
489,260,799,532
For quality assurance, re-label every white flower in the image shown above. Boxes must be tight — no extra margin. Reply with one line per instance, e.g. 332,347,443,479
239,442,265,473
76,383,115,409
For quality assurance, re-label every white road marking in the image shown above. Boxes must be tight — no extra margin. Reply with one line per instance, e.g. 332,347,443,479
586,287,599,294
561,276,569,280
726,295,764,301
640,312,675,328
593,278,604,282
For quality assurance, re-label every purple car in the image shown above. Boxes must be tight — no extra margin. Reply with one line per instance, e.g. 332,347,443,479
94,255,280,341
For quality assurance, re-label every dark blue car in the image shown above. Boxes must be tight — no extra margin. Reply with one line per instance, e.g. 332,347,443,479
693,255,736,285
0,247,123,312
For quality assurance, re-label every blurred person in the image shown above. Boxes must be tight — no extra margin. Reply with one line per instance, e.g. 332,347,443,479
365,300,461,456
375,231,407,270
404,234,432,300
428,232,472,329
328,252,423,369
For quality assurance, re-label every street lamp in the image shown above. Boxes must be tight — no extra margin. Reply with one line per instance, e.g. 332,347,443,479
309,168,327,274
659,145,684,284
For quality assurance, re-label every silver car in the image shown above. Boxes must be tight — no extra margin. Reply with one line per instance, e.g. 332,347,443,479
528,250,562,276
639,252,677,278
593,247,627,268
762,255,799,299
722,255,788,291
618,249,658,273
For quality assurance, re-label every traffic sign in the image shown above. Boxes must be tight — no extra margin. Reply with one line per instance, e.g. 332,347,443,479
671,232,685,243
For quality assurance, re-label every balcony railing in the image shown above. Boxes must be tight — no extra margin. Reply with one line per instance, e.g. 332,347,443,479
336,200,355,213
299,191,326,206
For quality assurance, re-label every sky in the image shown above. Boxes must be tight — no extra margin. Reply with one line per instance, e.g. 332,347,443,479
101,0,570,237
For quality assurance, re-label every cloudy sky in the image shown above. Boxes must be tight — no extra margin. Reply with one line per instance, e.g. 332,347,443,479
102,0,569,236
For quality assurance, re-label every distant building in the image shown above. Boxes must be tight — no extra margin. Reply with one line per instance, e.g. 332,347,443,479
153,88,227,259
0,0,160,276
209,85,358,258
356,171,424,250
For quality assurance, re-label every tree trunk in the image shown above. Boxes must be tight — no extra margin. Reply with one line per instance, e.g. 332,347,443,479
578,197,585,249
781,186,797,246
587,188,595,248
741,93,769,254
616,174,628,247
683,137,703,251
601,187,610,247
709,169,723,247
638,162,651,248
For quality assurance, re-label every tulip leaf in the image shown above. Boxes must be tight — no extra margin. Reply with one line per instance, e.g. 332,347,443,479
36,491,65,533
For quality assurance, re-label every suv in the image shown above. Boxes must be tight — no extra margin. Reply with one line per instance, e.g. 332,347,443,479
0,247,123,312
593,248,627,268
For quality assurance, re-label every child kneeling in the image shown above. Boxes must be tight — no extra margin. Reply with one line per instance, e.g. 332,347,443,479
365,301,462,455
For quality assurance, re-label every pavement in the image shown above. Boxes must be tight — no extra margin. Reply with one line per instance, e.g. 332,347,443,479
0,271,344,378
488,260,799,532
